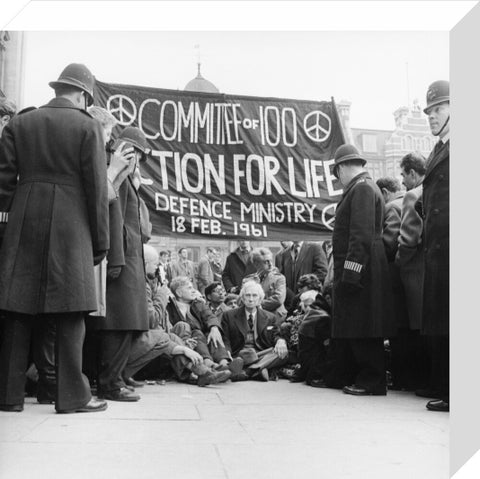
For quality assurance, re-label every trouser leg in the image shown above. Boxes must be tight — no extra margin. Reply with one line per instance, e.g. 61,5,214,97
33,317,56,402
429,335,449,401
0,313,33,405
323,338,356,389
54,313,92,411
350,338,386,393
98,330,133,394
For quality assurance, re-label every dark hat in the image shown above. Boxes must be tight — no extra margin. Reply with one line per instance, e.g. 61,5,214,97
423,80,449,114
332,144,366,178
238,348,259,367
49,63,95,106
117,126,150,155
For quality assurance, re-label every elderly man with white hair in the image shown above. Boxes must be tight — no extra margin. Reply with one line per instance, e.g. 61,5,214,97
221,280,289,381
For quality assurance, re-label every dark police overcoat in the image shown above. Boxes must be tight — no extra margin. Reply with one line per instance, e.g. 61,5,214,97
0,98,109,314
96,176,148,331
421,140,449,335
331,172,395,338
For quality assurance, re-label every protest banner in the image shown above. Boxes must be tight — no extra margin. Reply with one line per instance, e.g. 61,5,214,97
95,80,346,240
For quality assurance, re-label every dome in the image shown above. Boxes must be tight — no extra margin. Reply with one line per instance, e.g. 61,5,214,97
184,64,219,93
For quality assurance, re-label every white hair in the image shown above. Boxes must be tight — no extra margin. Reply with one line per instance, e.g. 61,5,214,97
239,280,265,301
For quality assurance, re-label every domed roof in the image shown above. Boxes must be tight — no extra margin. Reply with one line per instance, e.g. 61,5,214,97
184,64,219,93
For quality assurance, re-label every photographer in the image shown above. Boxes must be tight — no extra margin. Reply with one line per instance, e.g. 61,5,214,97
95,127,151,402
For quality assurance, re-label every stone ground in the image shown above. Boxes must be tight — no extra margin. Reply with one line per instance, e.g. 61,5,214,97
0,380,448,479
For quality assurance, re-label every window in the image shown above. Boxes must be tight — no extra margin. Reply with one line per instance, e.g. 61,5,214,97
362,134,377,153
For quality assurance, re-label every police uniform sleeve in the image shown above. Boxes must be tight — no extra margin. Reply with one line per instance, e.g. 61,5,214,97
79,119,109,258
342,182,375,288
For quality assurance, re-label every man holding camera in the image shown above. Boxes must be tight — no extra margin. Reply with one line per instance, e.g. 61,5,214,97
95,126,150,402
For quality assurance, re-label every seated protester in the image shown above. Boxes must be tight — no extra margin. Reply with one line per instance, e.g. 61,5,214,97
289,291,332,388
224,293,238,310
221,281,289,382
244,247,287,322
287,274,323,316
205,282,229,319
167,276,241,374
124,245,231,387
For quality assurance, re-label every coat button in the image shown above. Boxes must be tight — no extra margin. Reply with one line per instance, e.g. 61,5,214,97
436,244,441,249
424,247,428,253
433,208,440,214
439,174,444,180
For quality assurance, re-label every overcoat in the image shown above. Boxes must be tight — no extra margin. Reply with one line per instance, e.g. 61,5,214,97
277,242,328,293
221,248,256,292
97,176,148,331
0,98,109,314
421,140,449,335
331,172,395,338
395,185,424,330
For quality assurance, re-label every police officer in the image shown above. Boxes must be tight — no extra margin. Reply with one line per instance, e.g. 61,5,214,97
420,81,450,412
0,63,109,413
330,144,395,396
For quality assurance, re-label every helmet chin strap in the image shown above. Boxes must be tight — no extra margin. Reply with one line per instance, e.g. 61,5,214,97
436,114,450,138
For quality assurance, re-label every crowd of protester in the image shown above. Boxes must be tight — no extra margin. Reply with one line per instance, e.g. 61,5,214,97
0,64,449,414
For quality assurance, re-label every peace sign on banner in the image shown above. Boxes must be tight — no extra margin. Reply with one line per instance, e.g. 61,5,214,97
107,94,137,126
303,110,332,143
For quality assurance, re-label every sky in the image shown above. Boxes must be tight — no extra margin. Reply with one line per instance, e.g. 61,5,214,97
21,30,449,131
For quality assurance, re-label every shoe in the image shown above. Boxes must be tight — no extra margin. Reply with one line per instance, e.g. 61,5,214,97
0,404,24,412
343,384,386,396
125,377,145,388
415,388,441,399
37,398,55,405
124,385,135,392
230,371,249,382
426,399,449,412
269,369,279,381
278,367,296,380
308,379,327,388
197,370,232,387
252,368,269,382
100,387,140,402
57,398,108,414
289,373,305,383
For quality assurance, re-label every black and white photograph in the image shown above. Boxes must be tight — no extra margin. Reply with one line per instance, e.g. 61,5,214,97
0,1,477,478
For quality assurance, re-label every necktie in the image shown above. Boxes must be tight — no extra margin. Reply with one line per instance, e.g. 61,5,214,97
293,245,300,262
248,314,254,330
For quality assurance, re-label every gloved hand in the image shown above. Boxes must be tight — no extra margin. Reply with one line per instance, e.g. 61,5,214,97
107,265,122,280
93,250,107,266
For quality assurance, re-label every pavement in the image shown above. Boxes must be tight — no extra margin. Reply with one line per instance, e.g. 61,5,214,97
0,380,448,479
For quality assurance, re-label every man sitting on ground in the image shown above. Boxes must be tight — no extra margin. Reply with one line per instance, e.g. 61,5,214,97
221,281,289,381
124,245,231,387
205,282,229,319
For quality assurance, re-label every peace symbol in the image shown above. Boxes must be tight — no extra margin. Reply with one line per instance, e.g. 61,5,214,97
322,203,337,231
106,95,137,126
303,111,332,143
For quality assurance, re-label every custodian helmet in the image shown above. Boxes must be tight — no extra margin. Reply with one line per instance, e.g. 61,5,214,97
423,80,449,114
49,63,95,106
332,144,366,178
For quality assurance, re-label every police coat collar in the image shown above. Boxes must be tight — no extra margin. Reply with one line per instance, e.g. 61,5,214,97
342,171,370,197
41,97,90,115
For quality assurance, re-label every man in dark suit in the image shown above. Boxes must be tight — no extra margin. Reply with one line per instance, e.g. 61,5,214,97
277,241,328,297
0,63,109,413
419,81,450,412
221,280,289,381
